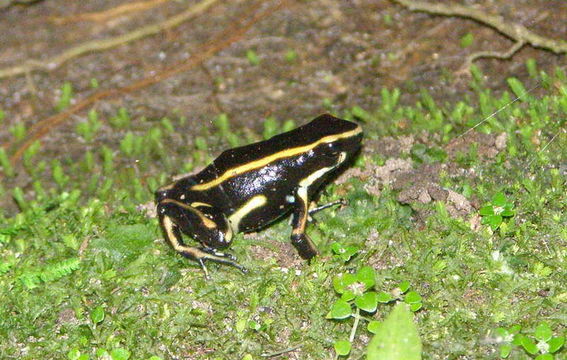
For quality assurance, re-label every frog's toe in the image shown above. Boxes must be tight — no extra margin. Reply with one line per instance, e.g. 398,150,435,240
205,255,248,274
199,247,237,261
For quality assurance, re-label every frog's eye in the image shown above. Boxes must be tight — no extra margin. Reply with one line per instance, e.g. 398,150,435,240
155,190,169,202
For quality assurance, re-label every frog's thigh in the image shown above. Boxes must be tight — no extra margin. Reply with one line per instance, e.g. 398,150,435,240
290,186,318,259
159,214,246,276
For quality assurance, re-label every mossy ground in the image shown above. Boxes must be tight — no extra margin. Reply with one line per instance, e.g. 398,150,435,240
0,67,565,359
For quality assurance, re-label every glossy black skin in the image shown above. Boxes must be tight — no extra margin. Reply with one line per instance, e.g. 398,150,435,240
156,114,362,272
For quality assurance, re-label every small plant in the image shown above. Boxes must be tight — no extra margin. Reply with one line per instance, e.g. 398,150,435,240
460,32,474,48
51,160,70,188
110,107,131,129
76,109,102,142
246,49,260,65
479,192,515,230
494,323,564,359
380,87,401,114
327,265,423,357
262,116,279,139
284,49,298,62
56,81,74,111
331,242,360,262
22,140,42,176
9,122,26,141
0,148,15,177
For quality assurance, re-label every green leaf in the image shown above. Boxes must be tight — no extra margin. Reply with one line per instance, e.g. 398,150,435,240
368,320,381,334
404,291,422,304
535,323,553,342
398,281,411,293
356,266,376,290
534,354,553,360
499,343,512,358
409,303,423,312
355,292,379,313
512,333,524,346
341,290,356,302
333,273,357,294
367,303,422,360
486,215,503,230
341,245,359,261
67,349,81,360
492,192,507,207
327,299,353,320
480,205,494,216
520,336,538,355
510,325,522,334
495,328,509,338
548,336,564,353
377,291,393,303
334,340,352,356
501,207,515,217
90,306,105,324
111,348,131,360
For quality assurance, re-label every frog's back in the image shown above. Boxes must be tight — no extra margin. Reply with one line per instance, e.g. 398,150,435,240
211,114,359,173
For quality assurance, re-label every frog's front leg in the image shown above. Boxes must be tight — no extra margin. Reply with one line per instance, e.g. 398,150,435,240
290,187,319,259
157,199,247,277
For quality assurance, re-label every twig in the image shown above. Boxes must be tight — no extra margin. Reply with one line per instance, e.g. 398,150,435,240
49,0,170,25
393,0,567,68
260,344,303,357
457,40,526,74
0,0,221,79
1,0,291,177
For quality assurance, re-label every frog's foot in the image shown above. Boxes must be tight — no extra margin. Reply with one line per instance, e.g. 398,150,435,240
308,199,347,216
199,246,238,261
179,247,248,278
307,199,348,223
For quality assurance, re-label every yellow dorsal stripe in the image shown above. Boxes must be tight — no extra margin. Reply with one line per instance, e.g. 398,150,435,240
191,126,362,191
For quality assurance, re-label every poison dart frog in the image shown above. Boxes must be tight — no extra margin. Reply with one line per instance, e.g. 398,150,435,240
155,114,363,276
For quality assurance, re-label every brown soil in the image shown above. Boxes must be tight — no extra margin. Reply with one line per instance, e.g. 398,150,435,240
0,0,564,208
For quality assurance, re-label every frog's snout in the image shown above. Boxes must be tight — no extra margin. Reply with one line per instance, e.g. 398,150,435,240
155,188,169,203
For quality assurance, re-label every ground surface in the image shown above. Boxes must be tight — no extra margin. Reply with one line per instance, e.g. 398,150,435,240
0,0,565,359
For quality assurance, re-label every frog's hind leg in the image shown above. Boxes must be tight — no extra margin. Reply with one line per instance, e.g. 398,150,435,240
158,212,247,278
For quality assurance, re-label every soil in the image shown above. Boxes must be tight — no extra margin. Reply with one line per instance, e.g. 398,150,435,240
0,0,565,209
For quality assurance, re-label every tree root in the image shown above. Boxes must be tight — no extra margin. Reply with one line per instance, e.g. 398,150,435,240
393,0,567,71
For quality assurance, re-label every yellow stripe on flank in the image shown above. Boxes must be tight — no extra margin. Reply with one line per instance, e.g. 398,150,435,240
228,195,267,233
191,126,362,190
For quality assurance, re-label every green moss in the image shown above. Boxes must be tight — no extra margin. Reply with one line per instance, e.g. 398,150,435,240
0,70,565,359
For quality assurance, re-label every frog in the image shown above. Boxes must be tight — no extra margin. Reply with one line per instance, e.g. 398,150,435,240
155,113,363,277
